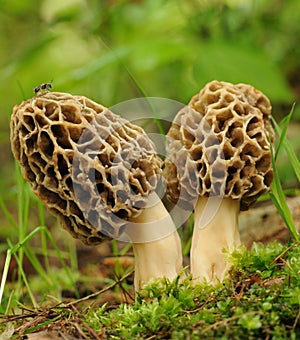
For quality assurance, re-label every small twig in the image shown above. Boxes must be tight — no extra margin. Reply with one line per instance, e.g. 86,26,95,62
73,321,90,339
145,335,158,340
270,242,299,265
63,270,134,307
80,320,103,340
293,305,300,331
58,331,70,340
183,288,225,314
0,312,37,324
69,304,103,339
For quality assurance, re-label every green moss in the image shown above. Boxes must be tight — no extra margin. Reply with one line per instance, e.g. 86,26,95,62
84,242,299,339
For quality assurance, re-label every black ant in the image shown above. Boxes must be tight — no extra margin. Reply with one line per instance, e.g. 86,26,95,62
34,81,53,95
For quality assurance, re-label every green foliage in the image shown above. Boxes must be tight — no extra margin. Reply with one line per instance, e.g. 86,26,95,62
0,165,79,312
273,106,300,183
2,242,298,338
0,0,296,111
83,242,300,339
193,40,290,102
270,106,300,241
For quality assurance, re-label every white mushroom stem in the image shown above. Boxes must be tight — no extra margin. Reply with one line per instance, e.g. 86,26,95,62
125,198,183,291
191,197,241,283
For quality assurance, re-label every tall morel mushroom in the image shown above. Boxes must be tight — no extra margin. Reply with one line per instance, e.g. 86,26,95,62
164,80,274,282
10,91,182,290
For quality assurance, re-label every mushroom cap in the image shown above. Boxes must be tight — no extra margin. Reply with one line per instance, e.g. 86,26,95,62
164,80,274,211
10,92,162,245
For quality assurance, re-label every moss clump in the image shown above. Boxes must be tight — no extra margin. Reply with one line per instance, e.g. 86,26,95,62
88,241,299,339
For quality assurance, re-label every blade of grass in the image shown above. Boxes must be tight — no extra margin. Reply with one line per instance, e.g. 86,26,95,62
0,224,78,307
0,250,12,306
16,166,30,240
3,163,79,305
23,314,62,335
5,291,15,315
68,237,78,273
17,79,27,101
23,247,52,286
270,132,300,241
37,200,50,273
7,239,38,309
270,174,299,241
280,138,300,183
182,214,194,256
16,164,29,298
111,240,126,281
38,227,78,295
272,114,300,183
274,103,295,160
119,242,132,256
98,37,166,137
122,64,166,136
0,197,18,229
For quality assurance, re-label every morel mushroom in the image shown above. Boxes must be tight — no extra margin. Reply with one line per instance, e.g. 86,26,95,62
164,80,274,282
10,91,182,290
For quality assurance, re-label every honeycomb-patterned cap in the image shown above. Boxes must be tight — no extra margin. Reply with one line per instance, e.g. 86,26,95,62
164,80,274,211
10,92,162,245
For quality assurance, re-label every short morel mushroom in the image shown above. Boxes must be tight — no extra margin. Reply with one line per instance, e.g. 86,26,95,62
164,80,274,282
10,91,182,290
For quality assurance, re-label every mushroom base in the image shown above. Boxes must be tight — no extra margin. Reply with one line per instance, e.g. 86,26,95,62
126,200,183,291
191,197,241,283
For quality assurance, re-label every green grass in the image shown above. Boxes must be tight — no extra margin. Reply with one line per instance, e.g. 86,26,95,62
0,165,79,311
270,106,300,242
1,242,299,339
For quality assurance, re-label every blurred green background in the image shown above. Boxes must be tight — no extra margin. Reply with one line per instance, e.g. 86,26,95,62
1,0,300,239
